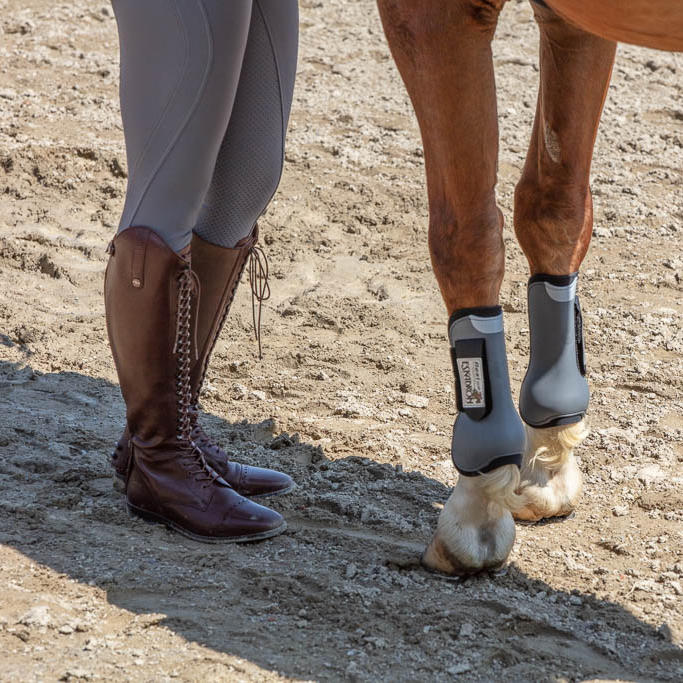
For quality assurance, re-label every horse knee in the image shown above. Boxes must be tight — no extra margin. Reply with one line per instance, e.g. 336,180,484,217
515,176,586,228
428,199,502,256
378,0,506,53
466,0,508,33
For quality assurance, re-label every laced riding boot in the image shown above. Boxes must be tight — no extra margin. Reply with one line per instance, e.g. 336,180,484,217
105,226,286,542
112,225,294,497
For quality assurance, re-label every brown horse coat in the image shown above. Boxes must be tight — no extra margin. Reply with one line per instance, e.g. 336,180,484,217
546,0,683,51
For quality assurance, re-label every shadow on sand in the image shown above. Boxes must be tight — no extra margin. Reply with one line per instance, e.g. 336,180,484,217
0,359,680,680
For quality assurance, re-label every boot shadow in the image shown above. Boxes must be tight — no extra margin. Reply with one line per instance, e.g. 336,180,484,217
0,360,680,681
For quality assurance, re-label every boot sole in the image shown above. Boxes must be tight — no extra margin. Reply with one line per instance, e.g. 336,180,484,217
115,473,296,499
250,482,297,499
126,501,287,544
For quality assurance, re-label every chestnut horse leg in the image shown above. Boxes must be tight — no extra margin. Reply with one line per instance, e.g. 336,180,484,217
377,0,524,574
377,0,506,311
513,1,616,521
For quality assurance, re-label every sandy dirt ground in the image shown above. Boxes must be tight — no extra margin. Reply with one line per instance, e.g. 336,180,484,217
0,0,681,681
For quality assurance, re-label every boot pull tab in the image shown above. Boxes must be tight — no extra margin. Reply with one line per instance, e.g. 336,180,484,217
248,245,270,360
130,230,151,289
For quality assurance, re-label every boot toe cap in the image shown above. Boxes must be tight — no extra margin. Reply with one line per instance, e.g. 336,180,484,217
224,496,286,536
239,465,295,498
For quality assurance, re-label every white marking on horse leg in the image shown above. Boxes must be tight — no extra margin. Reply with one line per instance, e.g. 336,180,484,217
422,465,520,575
543,118,561,163
513,419,588,521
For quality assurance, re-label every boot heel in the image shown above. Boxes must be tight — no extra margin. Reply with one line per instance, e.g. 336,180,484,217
127,501,162,526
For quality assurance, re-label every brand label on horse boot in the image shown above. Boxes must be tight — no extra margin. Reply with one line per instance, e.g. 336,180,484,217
452,337,490,420
457,358,485,408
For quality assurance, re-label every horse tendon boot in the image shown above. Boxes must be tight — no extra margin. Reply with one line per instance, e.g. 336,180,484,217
514,273,589,522
423,306,526,575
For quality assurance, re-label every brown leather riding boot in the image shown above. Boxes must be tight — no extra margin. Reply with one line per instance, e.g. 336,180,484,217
112,225,294,497
105,226,286,542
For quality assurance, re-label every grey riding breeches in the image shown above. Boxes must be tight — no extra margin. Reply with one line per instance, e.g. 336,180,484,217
112,0,298,252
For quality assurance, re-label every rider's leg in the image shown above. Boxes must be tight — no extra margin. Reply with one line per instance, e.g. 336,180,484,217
194,0,299,249
112,0,252,252
110,0,299,500
107,0,288,541
185,0,300,497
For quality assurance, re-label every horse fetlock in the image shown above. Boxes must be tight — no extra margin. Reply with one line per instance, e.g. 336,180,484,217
423,468,517,575
515,277,589,521
519,273,589,429
514,420,587,521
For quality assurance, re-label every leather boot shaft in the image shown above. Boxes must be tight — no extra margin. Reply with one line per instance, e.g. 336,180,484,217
190,226,258,402
105,227,193,445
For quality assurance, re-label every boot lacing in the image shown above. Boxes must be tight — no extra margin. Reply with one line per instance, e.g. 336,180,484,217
175,266,220,487
248,244,270,360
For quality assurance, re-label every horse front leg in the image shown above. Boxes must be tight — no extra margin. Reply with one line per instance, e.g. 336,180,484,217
513,1,616,521
378,0,525,575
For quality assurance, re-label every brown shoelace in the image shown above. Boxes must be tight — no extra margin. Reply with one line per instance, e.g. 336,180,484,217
190,423,225,460
175,266,220,487
248,244,270,360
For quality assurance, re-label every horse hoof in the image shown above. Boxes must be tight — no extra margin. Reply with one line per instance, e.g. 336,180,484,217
513,420,587,522
422,467,518,576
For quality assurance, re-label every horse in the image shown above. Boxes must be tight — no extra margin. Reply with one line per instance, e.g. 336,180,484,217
375,0,683,575
541,0,683,52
